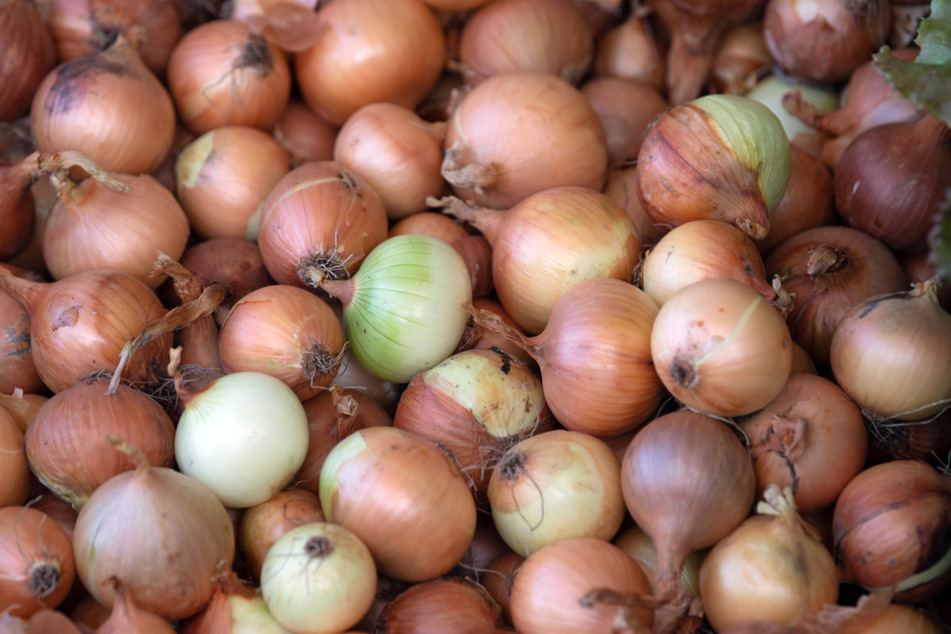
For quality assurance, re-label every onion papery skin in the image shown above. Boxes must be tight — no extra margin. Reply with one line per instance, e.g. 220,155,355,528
0,289,43,395
457,0,593,86
166,19,292,135
72,461,236,621
0,408,29,508
0,506,76,618
650,278,793,417
0,0,57,122
333,102,447,221
641,219,776,308
294,386,393,495
294,0,446,126
487,429,626,557
175,125,291,240
218,285,345,401
260,522,377,634
238,488,325,583
754,144,836,257
377,576,503,633
320,233,473,384
834,116,951,254
621,409,757,600
257,160,389,290
319,426,478,582
440,186,641,336
699,487,839,631
393,347,551,505
763,0,891,84
441,72,609,210
465,296,537,369
175,371,310,508
765,225,908,367
46,0,183,76
739,373,868,514
833,460,951,602
580,76,669,166
636,94,791,241
30,34,176,175
830,279,951,421
24,375,175,511
43,172,190,290
509,537,653,633
0,268,172,394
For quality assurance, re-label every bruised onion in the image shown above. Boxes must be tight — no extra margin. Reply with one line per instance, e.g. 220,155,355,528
621,409,757,601
636,94,791,240
651,278,793,417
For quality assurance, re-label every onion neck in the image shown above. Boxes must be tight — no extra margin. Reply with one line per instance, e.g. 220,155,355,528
318,278,356,308
0,264,45,312
429,196,503,244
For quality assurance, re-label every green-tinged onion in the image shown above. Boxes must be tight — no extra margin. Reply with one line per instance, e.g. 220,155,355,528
319,233,473,383
173,364,310,508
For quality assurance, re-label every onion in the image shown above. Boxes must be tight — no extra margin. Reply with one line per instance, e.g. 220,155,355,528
434,186,641,335
590,8,665,92
42,168,190,290
237,488,325,582
646,0,766,105
834,459,951,602
46,0,183,76
830,277,951,421
699,484,839,631
440,71,609,210
640,219,777,308
481,550,524,626
745,74,838,158
294,386,393,495
612,525,705,599
260,522,377,634
225,0,320,53
272,98,338,167
738,373,868,514
333,102,447,221
95,578,176,634
393,347,551,504
389,211,470,244
753,144,836,257
621,409,757,601
765,225,909,366
580,76,668,166
0,407,29,508
853,603,949,634
24,374,175,511
174,124,291,240
463,296,536,369
0,267,171,394
487,429,626,557
468,277,662,437
0,0,57,123
763,0,891,83
377,576,502,632
71,437,235,621
179,571,292,633
0,153,39,261
509,537,654,633
166,19,292,134
319,425,477,581
30,33,176,175
0,390,47,436
0,288,43,396
709,21,772,95
172,360,310,509
257,160,389,290
636,94,791,241
0,506,76,618
651,278,793,417
218,284,344,401
317,233,473,383
456,0,593,85
601,164,660,247
834,115,951,254
294,0,445,126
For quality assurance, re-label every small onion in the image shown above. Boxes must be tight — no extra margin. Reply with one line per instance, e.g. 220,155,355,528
318,233,473,384
319,425,477,582
272,98,338,167
651,278,793,417
590,9,665,92
377,577,503,633
580,76,668,166
261,522,377,634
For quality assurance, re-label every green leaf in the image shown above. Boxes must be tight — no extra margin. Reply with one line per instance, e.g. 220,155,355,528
930,187,951,284
873,0,951,125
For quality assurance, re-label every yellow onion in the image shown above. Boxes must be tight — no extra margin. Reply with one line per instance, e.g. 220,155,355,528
636,93,791,241
377,577,503,632
0,408,29,508
0,0,57,122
